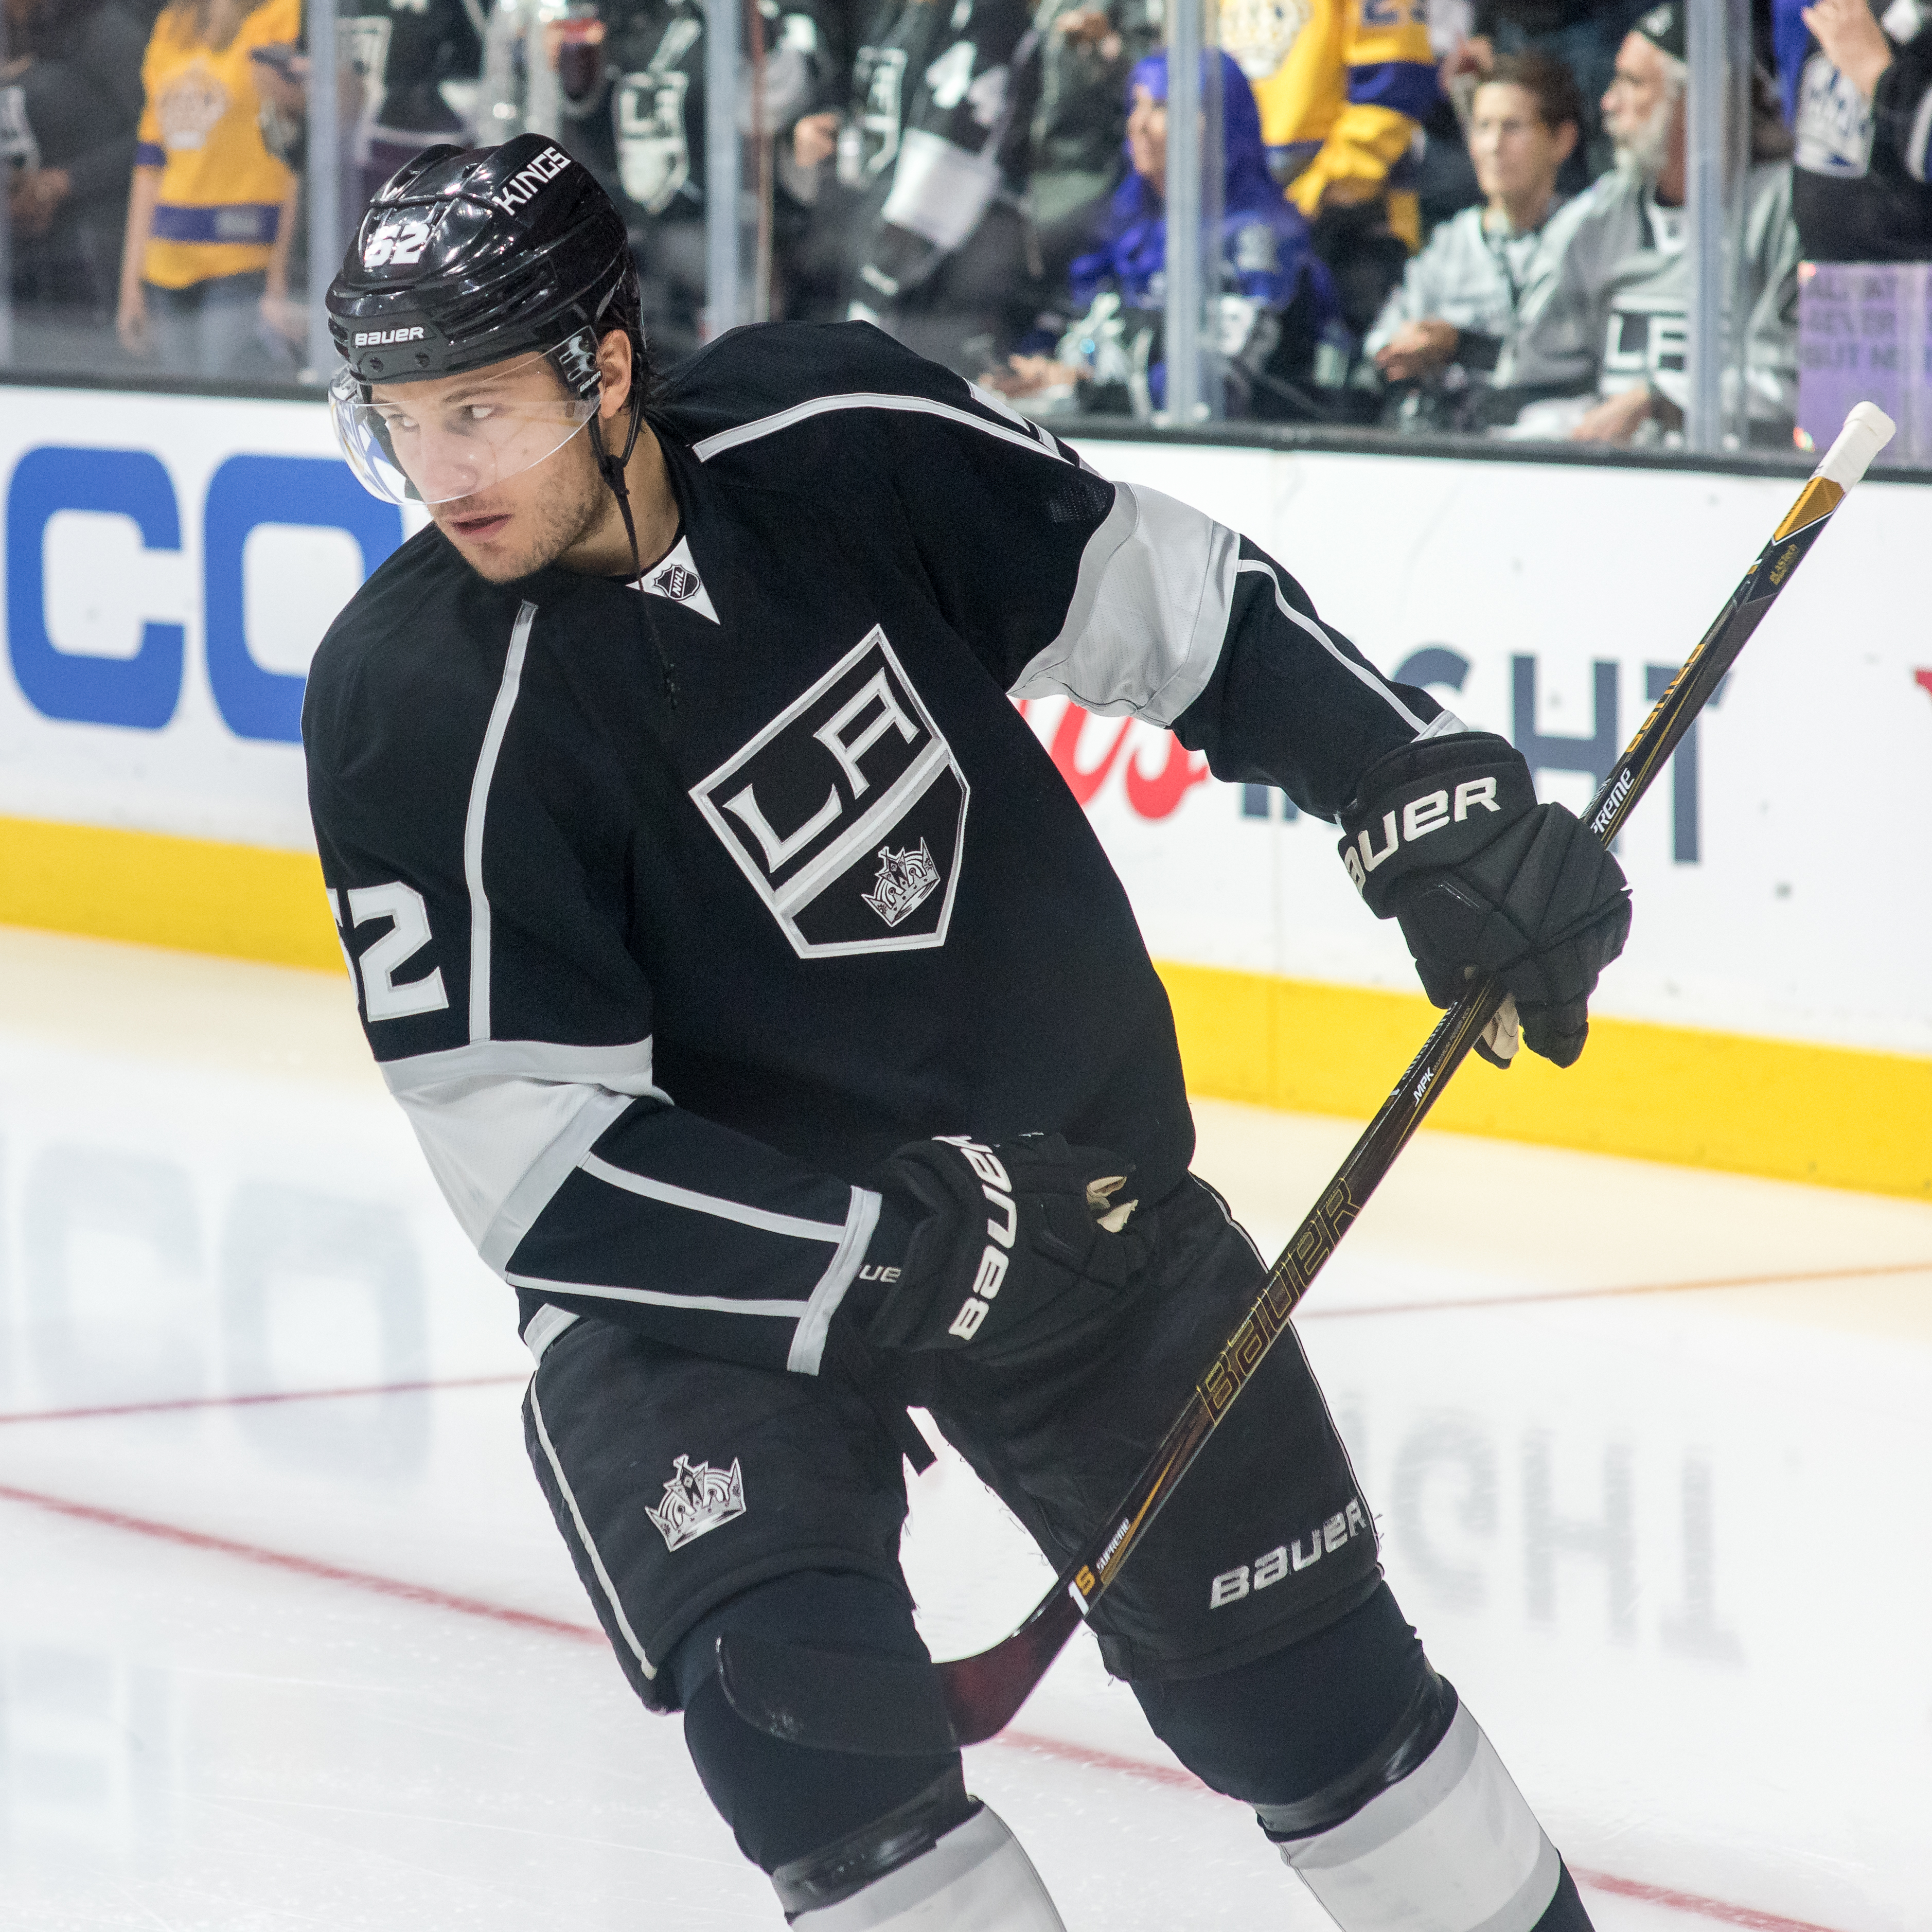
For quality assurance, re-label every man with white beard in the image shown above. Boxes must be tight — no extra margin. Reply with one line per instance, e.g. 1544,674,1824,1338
1498,1,1802,446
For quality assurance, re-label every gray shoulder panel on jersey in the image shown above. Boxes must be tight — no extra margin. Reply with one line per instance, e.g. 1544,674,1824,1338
1007,481,1240,727
378,1037,666,1269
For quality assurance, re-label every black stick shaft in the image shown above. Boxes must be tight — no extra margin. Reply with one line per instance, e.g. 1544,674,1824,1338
937,448,1881,1750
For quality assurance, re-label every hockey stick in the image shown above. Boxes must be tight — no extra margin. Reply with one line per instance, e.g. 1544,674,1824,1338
717,403,1895,1758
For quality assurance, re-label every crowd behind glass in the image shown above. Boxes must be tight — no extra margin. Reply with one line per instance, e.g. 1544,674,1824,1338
3,0,1929,449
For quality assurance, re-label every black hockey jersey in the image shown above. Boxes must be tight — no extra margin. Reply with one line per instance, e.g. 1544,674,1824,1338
304,323,1440,1378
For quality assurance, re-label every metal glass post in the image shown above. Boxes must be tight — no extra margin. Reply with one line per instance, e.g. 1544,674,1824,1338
1684,0,1747,450
307,0,342,382
1199,4,1223,421
705,0,741,335
0,0,15,368
1165,0,1202,422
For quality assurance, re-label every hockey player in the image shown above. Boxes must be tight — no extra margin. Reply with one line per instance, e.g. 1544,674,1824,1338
311,133,1628,1930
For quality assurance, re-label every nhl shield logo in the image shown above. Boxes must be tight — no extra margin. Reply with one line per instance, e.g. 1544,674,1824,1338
654,563,699,601
690,628,969,959
645,1454,747,1552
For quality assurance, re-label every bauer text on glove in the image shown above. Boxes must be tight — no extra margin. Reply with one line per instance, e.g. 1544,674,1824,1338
854,1134,1149,1368
1337,732,1632,1068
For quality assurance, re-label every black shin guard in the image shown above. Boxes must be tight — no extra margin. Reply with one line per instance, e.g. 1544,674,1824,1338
671,1571,965,1877
1133,1582,1594,1932
1131,1580,1440,1810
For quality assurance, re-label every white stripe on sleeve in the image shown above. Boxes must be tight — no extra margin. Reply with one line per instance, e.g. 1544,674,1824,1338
506,1271,809,1321
788,1187,880,1375
579,1152,848,1244
1234,557,1428,733
693,391,1068,467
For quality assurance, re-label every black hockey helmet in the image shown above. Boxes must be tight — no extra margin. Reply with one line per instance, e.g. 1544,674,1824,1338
327,135,652,509
328,133,643,391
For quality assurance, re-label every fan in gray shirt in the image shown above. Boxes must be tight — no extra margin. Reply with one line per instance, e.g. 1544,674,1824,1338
1366,51,1588,432
1501,1,1801,445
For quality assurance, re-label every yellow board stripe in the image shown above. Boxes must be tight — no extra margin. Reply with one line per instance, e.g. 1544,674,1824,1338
2,814,1924,1200
0,814,340,974
1156,960,1932,1202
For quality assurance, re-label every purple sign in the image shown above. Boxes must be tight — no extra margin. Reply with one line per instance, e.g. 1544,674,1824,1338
1796,260,1915,463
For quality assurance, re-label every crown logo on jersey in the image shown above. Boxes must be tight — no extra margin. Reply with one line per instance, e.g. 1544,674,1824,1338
645,1454,747,1551
863,840,942,928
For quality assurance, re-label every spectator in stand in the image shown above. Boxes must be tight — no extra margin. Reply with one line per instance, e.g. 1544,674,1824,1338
1789,0,1932,257
985,49,1343,422
117,0,303,376
1503,1,1800,444
1022,0,1162,288
542,0,838,361
551,0,712,366
340,0,482,212
1441,0,1640,184
1224,0,1440,336
827,0,1036,376
1367,51,1588,430
1,0,147,358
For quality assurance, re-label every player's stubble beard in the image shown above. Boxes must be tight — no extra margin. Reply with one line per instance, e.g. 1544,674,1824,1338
432,429,612,583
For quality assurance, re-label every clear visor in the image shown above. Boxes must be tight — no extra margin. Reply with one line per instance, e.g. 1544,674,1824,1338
331,352,600,505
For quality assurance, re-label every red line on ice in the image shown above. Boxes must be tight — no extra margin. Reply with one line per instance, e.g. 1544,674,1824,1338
0,1480,598,1645
1299,1256,1932,1322
0,1480,1855,1932
1570,1869,1847,1932
0,1373,527,1426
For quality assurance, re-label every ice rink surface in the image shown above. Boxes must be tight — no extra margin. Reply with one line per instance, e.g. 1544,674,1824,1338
1,927,1927,1932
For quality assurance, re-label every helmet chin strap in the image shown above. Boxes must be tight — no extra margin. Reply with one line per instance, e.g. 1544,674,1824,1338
589,375,678,707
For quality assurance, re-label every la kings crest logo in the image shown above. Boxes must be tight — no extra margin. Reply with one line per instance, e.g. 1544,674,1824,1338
646,1454,747,1551
690,629,969,959
863,840,941,927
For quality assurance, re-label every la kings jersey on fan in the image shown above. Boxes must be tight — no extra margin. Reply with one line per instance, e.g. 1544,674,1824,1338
304,323,1444,1375
1501,162,1801,437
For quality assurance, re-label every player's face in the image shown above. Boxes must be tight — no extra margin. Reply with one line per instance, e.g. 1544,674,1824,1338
1468,83,1573,204
372,357,607,581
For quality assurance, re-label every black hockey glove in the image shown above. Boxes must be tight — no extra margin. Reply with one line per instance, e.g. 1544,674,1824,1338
1338,732,1632,1068
858,1135,1150,1368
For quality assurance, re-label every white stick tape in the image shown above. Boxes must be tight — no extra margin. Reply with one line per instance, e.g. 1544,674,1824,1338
1813,402,1898,490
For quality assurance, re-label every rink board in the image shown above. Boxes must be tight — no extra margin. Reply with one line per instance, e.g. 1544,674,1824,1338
0,385,1927,1195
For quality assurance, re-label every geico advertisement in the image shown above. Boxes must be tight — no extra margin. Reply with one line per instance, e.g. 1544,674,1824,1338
1,387,1926,1055
0,386,421,850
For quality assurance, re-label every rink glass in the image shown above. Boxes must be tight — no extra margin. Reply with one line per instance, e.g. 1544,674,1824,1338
331,352,600,505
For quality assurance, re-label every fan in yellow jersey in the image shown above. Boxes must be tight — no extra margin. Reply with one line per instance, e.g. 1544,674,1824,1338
116,0,303,376
1223,0,1439,329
